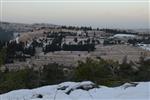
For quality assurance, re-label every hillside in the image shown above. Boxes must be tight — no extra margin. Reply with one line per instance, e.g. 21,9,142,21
0,27,14,41
0,21,58,41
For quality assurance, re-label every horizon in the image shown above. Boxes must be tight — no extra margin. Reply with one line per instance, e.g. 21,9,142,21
0,0,149,29
1,21,150,30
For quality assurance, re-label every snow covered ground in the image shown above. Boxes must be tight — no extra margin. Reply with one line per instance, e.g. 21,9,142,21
113,34,137,39
0,81,149,100
137,44,150,51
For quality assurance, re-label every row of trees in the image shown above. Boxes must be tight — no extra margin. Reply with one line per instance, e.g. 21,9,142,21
0,41,36,64
61,26,93,31
46,32,76,38
44,43,95,53
128,38,150,45
62,44,95,51
43,34,96,53
100,29,138,35
103,38,150,45
103,38,150,46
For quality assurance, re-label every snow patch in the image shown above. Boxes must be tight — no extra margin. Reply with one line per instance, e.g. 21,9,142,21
0,81,150,100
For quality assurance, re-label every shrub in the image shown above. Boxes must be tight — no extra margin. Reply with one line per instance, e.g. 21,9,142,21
74,58,120,86
41,63,66,85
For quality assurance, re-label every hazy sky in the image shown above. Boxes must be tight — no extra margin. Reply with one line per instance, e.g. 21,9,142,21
0,0,149,29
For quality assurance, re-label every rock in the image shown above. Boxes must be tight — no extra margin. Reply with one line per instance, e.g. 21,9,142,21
57,81,99,95
57,86,69,90
122,82,138,89
31,94,43,99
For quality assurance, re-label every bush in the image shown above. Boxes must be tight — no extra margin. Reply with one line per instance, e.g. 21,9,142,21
135,59,150,81
0,48,7,66
74,58,120,86
0,57,150,93
74,58,150,86
41,63,66,85
0,63,66,94
0,69,37,93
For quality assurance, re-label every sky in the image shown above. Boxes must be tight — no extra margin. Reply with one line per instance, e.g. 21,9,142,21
0,0,149,29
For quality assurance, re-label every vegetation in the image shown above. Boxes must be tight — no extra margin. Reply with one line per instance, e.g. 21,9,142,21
0,63,66,94
0,28,14,41
74,58,150,86
0,45,7,66
0,69,37,93
61,25,92,31
0,57,150,94
0,26,150,94
44,33,96,53
100,29,138,35
62,44,95,52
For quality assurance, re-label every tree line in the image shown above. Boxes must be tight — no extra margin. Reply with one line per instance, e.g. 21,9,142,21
100,29,138,35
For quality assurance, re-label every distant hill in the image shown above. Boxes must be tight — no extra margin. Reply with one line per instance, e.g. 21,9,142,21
0,22,33,32
0,21,59,32
0,22,32,41
132,29,150,34
0,27,14,41
0,21,59,41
